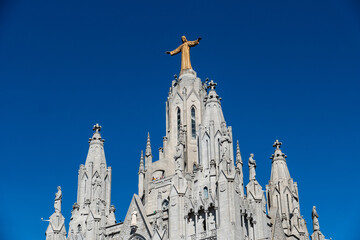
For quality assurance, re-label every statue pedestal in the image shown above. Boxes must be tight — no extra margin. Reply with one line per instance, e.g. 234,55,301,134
179,68,196,78
178,69,198,88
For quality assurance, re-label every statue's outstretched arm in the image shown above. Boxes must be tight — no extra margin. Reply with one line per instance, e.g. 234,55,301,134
188,37,202,47
166,45,182,56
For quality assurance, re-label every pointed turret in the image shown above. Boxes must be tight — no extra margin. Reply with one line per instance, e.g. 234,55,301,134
236,140,243,167
235,140,244,196
68,124,116,239
270,140,290,181
138,151,145,199
142,133,153,207
201,80,233,171
144,132,152,177
266,140,309,239
145,132,152,158
139,150,145,173
85,123,107,172
203,80,226,129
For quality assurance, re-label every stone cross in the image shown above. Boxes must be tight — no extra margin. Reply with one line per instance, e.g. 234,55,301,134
208,80,217,90
273,139,282,149
93,123,101,132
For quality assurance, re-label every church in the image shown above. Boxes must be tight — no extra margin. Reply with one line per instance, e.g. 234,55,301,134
44,36,329,240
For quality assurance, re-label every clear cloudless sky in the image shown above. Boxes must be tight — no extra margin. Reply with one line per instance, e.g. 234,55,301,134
0,0,359,239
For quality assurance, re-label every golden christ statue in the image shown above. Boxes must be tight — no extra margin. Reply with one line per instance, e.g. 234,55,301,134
166,36,202,73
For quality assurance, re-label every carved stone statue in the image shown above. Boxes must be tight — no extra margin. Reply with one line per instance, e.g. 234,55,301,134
92,176,102,200
208,212,216,230
248,154,256,181
131,208,138,227
197,215,205,232
187,217,195,236
312,206,320,231
55,186,62,200
54,186,62,213
219,124,231,166
166,36,202,73
291,207,303,232
174,143,184,173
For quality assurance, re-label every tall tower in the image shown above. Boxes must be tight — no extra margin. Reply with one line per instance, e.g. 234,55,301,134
67,124,116,240
266,140,309,240
163,70,207,174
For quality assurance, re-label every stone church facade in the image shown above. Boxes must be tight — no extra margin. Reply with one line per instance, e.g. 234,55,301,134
45,67,329,240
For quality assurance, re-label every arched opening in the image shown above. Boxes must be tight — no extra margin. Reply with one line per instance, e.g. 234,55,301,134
191,107,196,138
203,187,208,199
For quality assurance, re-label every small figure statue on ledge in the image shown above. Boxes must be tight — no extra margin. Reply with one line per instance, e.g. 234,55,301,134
312,206,320,231
130,208,138,227
248,154,256,181
54,186,62,213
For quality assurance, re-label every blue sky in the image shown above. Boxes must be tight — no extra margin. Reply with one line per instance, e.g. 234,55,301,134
0,0,359,239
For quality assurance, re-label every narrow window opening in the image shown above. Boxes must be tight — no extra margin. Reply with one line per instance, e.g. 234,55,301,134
191,107,196,138
204,187,208,199
177,108,181,135
287,194,290,216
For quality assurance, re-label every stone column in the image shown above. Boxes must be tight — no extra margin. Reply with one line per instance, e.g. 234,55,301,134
205,210,209,234
194,212,199,238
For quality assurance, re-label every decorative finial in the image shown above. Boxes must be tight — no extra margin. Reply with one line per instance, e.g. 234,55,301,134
236,140,243,166
147,132,151,145
89,123,104,143
208,80,217,90
139,150,145,172
271,139,287,160
273,139,282,149
174,74,178,81
145,132,152,157
93,123,101,132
